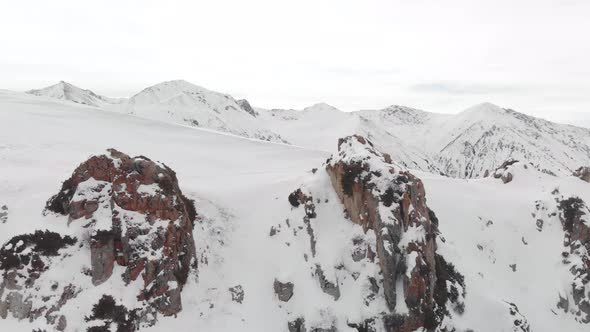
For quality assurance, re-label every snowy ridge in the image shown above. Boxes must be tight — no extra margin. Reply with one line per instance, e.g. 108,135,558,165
26,81,124,107
24,80,590,179
433,103,590,178
262,102,590,178
123,80,286,143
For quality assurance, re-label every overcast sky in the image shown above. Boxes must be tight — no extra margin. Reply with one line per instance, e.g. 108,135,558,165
1,0,589,122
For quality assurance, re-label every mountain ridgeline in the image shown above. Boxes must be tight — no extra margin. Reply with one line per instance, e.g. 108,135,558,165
27,80,590,178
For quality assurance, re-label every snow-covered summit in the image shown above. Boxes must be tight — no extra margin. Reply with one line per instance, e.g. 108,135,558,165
435,103,590,178
128,80,224,107
302,102,341,113
26,81,123,107
125,80,286,142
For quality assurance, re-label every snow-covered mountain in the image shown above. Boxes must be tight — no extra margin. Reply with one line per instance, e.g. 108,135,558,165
122,80,286,143
1,91,589,331
262,102,590,178
24,80,590,179
26,81,125,107
431,103,590,178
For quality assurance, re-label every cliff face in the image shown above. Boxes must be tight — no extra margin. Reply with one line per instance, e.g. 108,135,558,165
558,196,590,323
274,135,465,332
326,135,464,331
0,149,198,331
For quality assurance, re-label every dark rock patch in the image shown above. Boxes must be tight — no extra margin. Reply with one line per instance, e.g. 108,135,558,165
229,285,244,304
274,279,294,302
85,295,138,332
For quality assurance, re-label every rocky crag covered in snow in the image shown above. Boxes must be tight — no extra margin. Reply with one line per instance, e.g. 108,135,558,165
557,195,590,323
271,135,465,331
0,149,197,331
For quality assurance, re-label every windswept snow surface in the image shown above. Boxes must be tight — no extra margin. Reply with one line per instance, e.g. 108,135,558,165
1,89,590,331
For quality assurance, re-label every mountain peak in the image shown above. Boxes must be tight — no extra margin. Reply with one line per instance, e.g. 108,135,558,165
26,81,120,107
462,102,505,114
303,102,340,112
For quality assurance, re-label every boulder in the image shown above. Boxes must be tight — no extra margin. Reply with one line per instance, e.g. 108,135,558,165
492,159,519,184
274,279,294,302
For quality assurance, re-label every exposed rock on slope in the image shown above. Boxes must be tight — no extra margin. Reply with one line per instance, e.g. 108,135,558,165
237,99,258,117
557,196,590,323
27,81,124,107
0,149,198,331
326,135,464,330
573,167,590,183
491,159,520,184
273,135,465,331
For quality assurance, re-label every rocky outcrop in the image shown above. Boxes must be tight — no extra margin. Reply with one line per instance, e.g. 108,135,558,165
492,159,519,183
574,167,590,183
0,231,77,324
85,295,139,332
274,279,294,302
1,149,198,331
45,148,197,315
237,99,258,117
323,135,464,331
229,285,245,304
504,301,531,332
278,135,465,332
557,196,590,323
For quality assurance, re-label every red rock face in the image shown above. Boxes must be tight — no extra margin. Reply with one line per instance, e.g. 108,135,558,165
45,149,197,316
325,135,464,331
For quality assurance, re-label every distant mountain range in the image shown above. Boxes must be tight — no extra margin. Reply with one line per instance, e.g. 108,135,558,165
26,80,590,178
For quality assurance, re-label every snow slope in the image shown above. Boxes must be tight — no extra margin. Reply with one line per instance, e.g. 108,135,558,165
26,81,125,107
1,91,590,331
